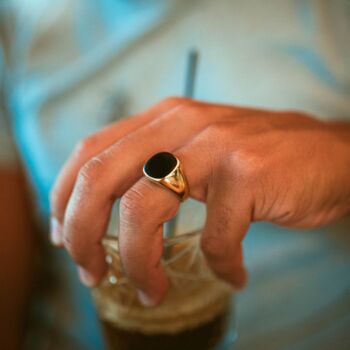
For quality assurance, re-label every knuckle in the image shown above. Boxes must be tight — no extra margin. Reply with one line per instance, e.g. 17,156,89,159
120,186,148,223
229,148,264,183
200,234,226,260
203,122,231,140
196,122,232,164
156,96,194,118
120,179,178,227
77,156,105,189
73,136,98,159
158,101,198,125
160,105,196,127
161,96,186,107
153,97,202,126
179,103,200,119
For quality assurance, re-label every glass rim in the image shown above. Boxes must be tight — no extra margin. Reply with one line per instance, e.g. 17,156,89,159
102,229,201,252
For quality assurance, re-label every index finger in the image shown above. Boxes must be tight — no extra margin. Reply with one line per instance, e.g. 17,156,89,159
50,97,186,244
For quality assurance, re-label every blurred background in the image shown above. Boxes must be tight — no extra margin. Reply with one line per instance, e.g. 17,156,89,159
0,0,350,349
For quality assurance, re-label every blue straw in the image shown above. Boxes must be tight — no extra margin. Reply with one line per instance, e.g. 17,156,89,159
164,49,199,240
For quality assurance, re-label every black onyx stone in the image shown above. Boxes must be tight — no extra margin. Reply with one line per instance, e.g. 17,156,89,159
144,152,177,179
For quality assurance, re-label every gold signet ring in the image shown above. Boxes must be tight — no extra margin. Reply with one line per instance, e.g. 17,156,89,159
143,152,189,201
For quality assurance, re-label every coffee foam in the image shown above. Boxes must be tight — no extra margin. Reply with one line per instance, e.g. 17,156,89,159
92,234,233,334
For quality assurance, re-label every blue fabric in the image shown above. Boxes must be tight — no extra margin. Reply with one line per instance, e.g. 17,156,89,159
4,1,169,347
7,0,169,219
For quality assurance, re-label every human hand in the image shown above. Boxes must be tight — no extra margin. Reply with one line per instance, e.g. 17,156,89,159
50,97,350,306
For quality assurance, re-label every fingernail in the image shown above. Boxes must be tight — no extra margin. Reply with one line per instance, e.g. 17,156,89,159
78,267,96,287
137,290,157,307
50,217,62,246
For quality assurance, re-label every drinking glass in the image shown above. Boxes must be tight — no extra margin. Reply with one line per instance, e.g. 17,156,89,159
92,228,237,350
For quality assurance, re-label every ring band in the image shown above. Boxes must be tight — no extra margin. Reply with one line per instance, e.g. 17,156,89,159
143,152,189,201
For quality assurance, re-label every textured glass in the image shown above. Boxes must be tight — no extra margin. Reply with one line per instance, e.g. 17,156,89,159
92,230,237,350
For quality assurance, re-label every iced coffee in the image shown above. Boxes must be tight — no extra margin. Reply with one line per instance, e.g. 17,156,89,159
92,231,236,350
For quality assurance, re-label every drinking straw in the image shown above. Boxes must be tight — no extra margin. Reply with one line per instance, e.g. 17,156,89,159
163,49,199,240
